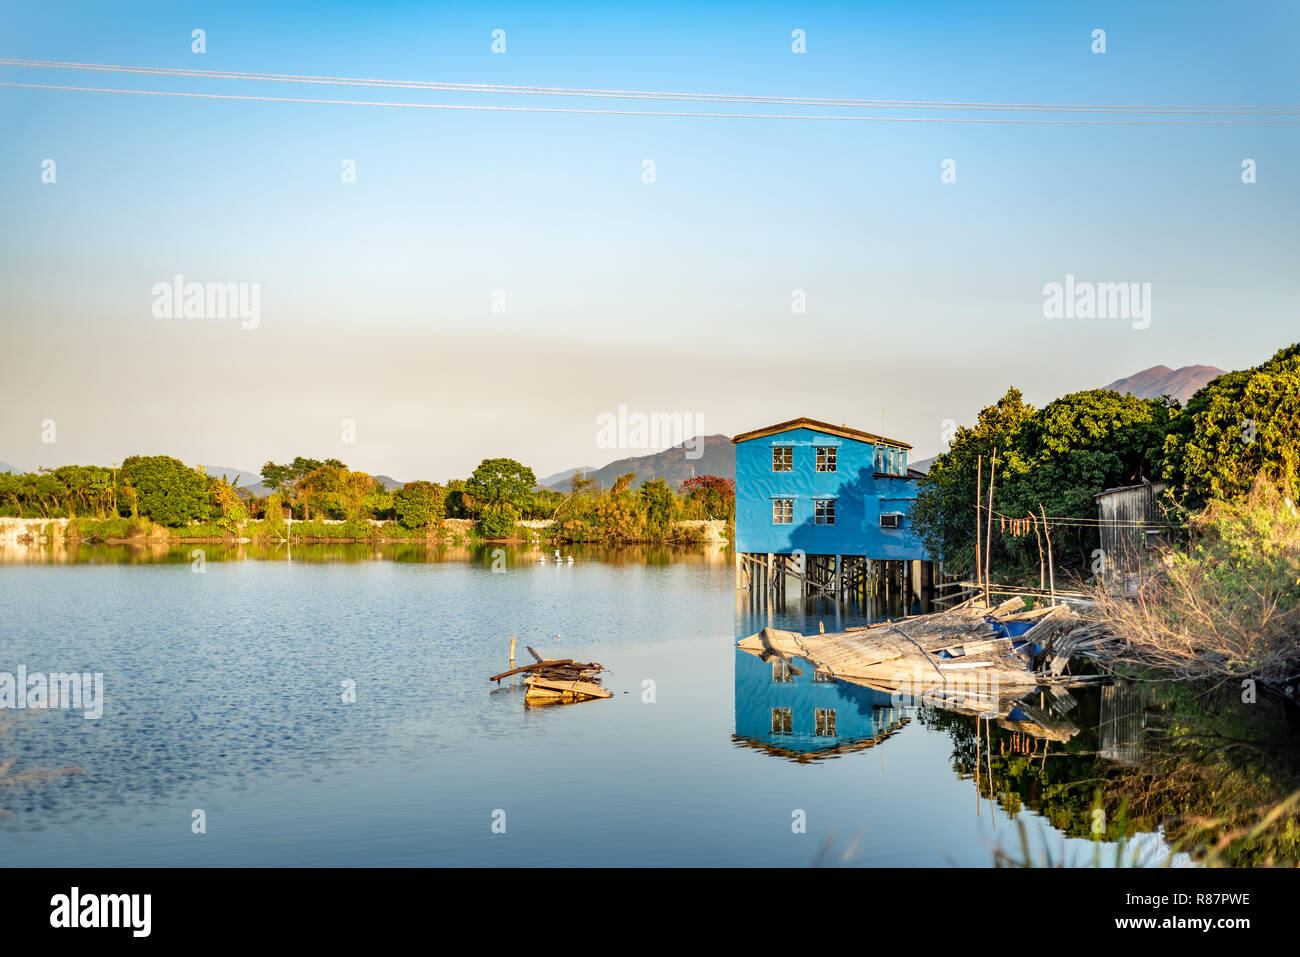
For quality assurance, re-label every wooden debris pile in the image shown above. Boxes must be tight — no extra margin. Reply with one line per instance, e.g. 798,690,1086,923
737,596,1117,739
489,644,612,703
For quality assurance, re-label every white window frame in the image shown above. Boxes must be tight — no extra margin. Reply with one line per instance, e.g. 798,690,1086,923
772,498,794,525
877,446,906,475
772,446,793,472
815,446,837,472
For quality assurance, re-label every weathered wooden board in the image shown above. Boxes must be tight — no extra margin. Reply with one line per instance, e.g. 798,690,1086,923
523,676,613,701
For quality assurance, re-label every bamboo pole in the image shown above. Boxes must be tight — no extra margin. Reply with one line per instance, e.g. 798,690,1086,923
984,448,997,608
1032,512,1045,592
1040,504,1056,605
974,455,983,603
509,635,516,668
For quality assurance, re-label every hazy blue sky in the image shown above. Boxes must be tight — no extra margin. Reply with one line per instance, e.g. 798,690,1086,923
2,1,1297,480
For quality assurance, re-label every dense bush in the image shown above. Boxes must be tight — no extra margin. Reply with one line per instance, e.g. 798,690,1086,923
477,504,521,539
393,481,445,530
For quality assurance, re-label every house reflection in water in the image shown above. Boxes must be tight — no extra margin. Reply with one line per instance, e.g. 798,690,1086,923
732,647,908,762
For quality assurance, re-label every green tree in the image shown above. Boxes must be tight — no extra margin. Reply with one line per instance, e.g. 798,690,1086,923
1162,343,1300,507
999,389,1177,570
335,470,378,522
119,455,209,526
393,481,445,530
50,465,114,518
638,478,677,540
911,387,1034,576
365,485,395,522
594,473,642,540
208,476,248,532
261,457,348,498
463,458,537,517
913,387,1176,576
443,479,470,519
478,504,520,538
289,462,368,520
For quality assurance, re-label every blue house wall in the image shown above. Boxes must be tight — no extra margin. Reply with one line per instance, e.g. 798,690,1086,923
734,424,928,560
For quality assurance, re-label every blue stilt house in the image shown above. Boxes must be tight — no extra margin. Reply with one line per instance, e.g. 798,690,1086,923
732,417,932,604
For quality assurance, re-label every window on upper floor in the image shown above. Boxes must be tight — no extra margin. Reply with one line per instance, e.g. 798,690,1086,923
814,499,836,525
876,446,906,475
815,446,837,472
772,446,793,472
772,660,792,683
772,499,794,524
880,513,902,529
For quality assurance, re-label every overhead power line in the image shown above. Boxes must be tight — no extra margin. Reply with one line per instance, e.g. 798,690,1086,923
3,80,1299,124
2,58,1299,123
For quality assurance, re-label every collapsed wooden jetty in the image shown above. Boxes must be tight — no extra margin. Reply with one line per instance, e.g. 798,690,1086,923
737,597,1114,740
489,646,612,704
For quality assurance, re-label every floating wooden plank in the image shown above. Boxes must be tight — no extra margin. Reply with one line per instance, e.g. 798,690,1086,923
523,676,613,702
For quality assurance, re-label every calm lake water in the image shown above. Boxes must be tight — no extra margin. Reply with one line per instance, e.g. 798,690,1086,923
0,542,1179,867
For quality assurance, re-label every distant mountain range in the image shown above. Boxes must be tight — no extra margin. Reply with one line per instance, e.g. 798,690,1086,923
544,435,735,491
1101,364,1224,405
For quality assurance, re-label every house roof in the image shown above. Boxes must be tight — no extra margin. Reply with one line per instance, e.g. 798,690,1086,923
1093,480,1168,499
731,417,912,449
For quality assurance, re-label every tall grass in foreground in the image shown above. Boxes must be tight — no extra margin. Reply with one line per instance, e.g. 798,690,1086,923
991,790,1300,867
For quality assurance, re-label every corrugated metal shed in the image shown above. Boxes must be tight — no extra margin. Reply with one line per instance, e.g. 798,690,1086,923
1094,480,1169,574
